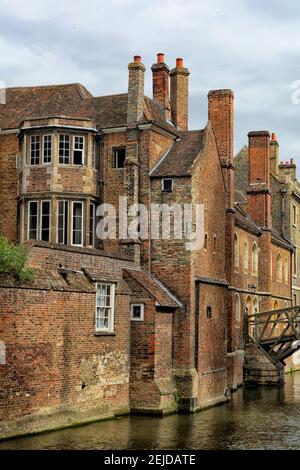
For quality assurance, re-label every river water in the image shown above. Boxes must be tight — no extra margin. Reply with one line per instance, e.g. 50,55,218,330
1,372,300,450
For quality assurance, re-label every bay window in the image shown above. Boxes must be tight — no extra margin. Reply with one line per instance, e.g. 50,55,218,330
72,201,83,246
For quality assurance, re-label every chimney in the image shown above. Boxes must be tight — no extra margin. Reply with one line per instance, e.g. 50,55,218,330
247,131,271,228
127,55,146,126
170,58,190,130
269,132,279,176
279,158,296,180
208,89,234,208
151,53,171,120
208,89,234,165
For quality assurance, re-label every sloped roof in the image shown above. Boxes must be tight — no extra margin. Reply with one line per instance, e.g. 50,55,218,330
0,83,178,135
123,268,182,308
0,84,94,130
271,228,294,250
234,204,261,235
150,130,205,178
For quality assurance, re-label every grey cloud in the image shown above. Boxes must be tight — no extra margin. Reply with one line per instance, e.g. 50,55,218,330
0,0,300,174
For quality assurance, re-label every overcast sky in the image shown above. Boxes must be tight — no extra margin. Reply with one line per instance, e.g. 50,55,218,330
1,0,300,170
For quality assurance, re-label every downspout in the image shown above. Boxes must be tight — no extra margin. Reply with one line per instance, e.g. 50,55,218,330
280,187,287,237
194,281,200,370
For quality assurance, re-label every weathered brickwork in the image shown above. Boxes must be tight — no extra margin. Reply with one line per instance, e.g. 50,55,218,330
0,53,298,438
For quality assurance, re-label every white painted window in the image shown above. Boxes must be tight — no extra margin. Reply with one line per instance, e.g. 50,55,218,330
40,200,51,242
28,201,38,239
95,283,115,332
73,136,85,165
72,201,83,246
89,202,96,247
59,134,70,164
30,135,40,165
130,304,144,321
43,135,52,164
57,200,69,245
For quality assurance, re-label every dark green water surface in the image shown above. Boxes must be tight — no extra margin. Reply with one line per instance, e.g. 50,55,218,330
1,372,300,450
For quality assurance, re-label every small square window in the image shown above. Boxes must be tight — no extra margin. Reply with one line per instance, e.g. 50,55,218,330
206,306,212,319
130,304,144,321
113,148,126,169
162,179,173,192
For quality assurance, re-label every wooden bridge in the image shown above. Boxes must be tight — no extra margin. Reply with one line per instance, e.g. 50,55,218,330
246,305,300,365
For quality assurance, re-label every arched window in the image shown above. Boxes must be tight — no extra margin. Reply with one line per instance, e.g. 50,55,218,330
285,257,289,284
253,296,259,315
213,235,217,253
234,233,239,270
276,253,282,282
204,233,208,250
235,293,241,322
244,241,248,273
252,242,258,276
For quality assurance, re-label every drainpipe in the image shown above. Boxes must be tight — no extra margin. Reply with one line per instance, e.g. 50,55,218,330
280,187,287,237
194,282,200,370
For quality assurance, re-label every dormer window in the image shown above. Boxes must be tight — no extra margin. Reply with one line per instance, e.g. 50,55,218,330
162,178,173,193
112,147,126,169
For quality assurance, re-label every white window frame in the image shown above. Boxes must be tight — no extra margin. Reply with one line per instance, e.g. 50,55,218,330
57,200,69,245
162,178,173,192
130,304,144,322
42,134,52,164
89,202,96,248
73,135,85,165
95,283,115,333
40,200,51,242
71,201,84,247
28,200,39,240
59,134,71,165
30,135,40,166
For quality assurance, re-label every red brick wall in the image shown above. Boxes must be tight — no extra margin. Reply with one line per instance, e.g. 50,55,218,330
0,283,131,422
0,133,19,242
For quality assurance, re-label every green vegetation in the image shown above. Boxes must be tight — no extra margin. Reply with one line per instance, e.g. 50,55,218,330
0,236,35,282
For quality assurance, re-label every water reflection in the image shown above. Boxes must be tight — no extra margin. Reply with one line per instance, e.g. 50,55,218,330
1,372,300,450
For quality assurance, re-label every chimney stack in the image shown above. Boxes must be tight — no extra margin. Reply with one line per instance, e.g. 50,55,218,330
279,158,296,180
247,131,271,228
269,132,279,176
151,53,171,120
170,57,190,130
208,89,234,208
127,55,146,126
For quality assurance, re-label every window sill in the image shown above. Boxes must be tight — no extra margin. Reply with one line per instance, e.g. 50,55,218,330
94,331,116,337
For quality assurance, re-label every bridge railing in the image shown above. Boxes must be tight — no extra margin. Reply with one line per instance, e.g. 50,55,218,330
247,305,300,343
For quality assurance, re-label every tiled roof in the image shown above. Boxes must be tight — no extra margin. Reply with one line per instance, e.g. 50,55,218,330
150,129,205,178
123,268,182,308
92,93,128,129
0,84,178,134
271,228,294,250
234,204,261,235
0,84,94,130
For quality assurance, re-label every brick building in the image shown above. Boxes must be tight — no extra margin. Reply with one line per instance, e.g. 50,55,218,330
0,53,296,438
